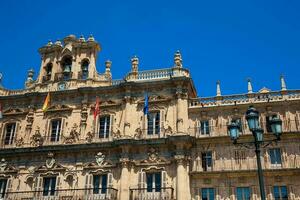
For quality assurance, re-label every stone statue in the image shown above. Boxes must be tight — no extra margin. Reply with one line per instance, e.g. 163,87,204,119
95,152,106,166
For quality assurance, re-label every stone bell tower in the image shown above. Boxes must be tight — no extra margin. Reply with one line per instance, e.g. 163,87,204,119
37,34,101,84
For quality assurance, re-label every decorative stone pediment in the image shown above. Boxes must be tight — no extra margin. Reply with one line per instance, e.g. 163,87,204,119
83,152,114,169
35,153,66,172
3,107,27,116
259,87,271,93
135,147,169,166
46,104,73,112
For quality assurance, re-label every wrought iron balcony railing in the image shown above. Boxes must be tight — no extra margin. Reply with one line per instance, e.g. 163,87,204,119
3,188,118,200
130,187,174,200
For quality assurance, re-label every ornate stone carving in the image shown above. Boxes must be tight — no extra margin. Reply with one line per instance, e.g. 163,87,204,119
95,152,106,167
46,152,56,169
174,50,182,68
112,129,121,139
0,158,7,172
85,131,94,143
64,123,80,144
164,125,173,135
16,137,24,147
80,103,88,126
134,127,143,139
30,127,44,147
26,107,34,130
141,147,166,164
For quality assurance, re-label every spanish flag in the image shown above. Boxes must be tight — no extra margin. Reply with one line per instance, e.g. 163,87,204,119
42,92,51,112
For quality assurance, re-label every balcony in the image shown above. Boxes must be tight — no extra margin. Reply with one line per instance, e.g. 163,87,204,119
130,187,174,200
4,188,118,200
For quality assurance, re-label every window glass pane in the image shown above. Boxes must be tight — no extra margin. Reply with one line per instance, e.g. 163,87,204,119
201,188,208,200
50,177,56,195
99,116,110,138
5,123,16,145
269,149,282,165
236,188,243,200
93,175,100,194
273,186,280,200
155,172,161,192
280,186,288,200
0,179,7,198
43,178,50,196
51,120,61,142
209,188,215,200
201,121,210,135
101,174,107,194
146,173,153,192
244,187,251,200
148,112,160,135
43,177,56,196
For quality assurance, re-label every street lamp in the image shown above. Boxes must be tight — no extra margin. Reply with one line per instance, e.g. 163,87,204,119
228,106,282,200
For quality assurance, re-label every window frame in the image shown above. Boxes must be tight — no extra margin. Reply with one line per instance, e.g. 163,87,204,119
269,148,282,167
81,59,89,80
201,151,213,171
42,177,57,196
0,179,7,198
50,119,62,142
201,188,215,200
146,172,162,193
98,115,111,139
236,187,251,200
4,122,16,145
200,120,210,135
273,185,288,200
147,111,160,135
93,174,108,194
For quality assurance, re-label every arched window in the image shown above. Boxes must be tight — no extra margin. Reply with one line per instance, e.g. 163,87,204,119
62,56,72,80
81,59,89,79
43,63,52,82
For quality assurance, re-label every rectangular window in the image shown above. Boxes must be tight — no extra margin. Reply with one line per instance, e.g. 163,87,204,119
50,119,62,142
147,112,160,135
236,187,251,200
43,177,56,196
200,121,210,135
99,116,110,138
201,188,215,200
146,172,161,192
0,179,7,198
273,186,288,200
269,148,282,166
4,123,16,145
201,152,212,171
93,174,108,194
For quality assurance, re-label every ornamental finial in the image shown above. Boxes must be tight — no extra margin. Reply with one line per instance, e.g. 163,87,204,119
47,40,53,46
105,60,112,77
247,78,253,94
79,35,85,42
174,50,182,68
280,75,287,91
216,80,221,96
131,55,139,73
87,34,95,42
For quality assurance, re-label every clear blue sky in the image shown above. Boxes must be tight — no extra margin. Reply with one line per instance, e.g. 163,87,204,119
0,0,299,97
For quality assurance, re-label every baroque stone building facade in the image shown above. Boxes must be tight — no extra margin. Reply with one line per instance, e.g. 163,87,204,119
0,35,299,200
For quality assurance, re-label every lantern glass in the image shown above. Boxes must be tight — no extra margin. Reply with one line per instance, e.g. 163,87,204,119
254,128,264,142
228,122,239,141
246,106,259,130
270,117,282,137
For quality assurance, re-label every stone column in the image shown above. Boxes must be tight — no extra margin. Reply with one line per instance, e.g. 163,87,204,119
176,87,188,134
119,146,130,200
175,154,187,200
123,96,131,136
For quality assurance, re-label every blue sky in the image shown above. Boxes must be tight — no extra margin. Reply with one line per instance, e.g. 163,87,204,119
0,0,299,97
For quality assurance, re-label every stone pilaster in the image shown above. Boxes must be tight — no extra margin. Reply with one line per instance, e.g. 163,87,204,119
175,87,188,134
119,146,131,200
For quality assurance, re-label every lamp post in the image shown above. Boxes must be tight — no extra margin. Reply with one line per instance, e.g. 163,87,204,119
228,106,282,200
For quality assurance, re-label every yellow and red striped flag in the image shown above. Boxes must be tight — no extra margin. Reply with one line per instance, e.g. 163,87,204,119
42,92,51,112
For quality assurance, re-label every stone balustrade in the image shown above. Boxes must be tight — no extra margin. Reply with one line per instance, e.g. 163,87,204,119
189,90,300,108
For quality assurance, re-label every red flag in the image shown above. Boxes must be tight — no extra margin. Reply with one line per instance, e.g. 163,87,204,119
94,96,100,120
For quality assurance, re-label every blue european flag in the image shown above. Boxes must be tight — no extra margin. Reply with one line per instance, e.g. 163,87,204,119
143,93,149,115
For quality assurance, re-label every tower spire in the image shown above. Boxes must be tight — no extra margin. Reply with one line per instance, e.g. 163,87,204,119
247,78,253,94
280,75,287,91
216,80,221,96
